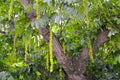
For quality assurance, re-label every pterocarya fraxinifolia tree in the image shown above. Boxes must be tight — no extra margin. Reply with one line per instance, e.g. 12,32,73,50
0,0,120,80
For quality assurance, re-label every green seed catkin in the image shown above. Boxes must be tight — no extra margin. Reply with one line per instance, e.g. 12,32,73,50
49,23,53,72
36,0,40,19
8,0,14,20
83,0,94,62
89,39,94,63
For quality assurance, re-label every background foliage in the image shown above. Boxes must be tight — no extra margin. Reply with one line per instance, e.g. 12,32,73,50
0,0,120,80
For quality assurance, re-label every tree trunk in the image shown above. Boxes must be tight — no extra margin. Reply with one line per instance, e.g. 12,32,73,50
39,26,89,80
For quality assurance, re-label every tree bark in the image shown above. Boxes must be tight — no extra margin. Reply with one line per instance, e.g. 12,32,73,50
39,26,88,80
71,28,109,80
19,0,110,80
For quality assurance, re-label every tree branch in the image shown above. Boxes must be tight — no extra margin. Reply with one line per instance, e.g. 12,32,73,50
19,0,29,9
38,26,73,74
39,25,89,80
72,28,109,75
93,28,109,54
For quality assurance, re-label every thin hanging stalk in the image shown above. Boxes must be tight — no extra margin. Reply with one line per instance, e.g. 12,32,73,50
10,33,16,63
25,38,29,62
8,0,14,20
13,34,17,62
83,0,94,62
24,34,31,62
28,35,31,53
49,23,53,72
34,36,37,52
83,0,89,28
59,65,63,80
46,52,49,70
89,39,94,62
36,0,40,19
59,42,66,80
98,0,113,26
13,34,16,54
62,42,66,55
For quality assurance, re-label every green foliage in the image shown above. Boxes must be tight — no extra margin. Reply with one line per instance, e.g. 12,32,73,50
0,0,120,79
0,71,14,80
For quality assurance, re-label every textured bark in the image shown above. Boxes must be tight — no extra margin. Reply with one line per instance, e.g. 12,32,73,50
39,26,70,72
19,0,110,80
72,48,89,74
71,28,109,79
19,0,29,9
39,26,88,80
93,28,109,54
